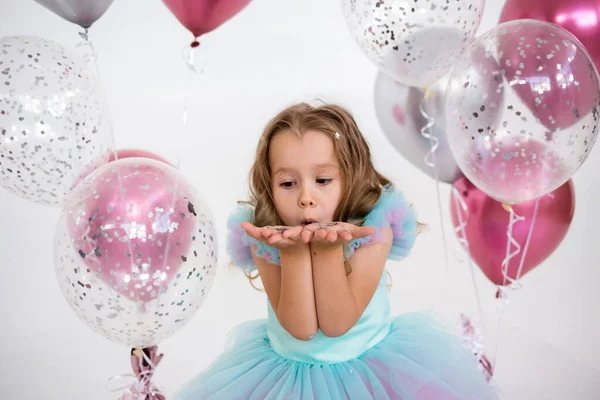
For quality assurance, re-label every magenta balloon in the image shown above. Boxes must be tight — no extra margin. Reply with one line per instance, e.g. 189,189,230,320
450,176,575,286
499,0,600,73
162,0,251,43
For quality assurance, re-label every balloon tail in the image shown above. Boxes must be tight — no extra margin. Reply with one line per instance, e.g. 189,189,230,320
78,28,89,42
107,347,166,400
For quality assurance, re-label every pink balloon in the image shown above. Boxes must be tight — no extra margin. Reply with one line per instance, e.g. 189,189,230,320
497,19,599,131
108,148,174,167
67,158,197,302
161,0,251,45
450,176,575,286
499,0,600,73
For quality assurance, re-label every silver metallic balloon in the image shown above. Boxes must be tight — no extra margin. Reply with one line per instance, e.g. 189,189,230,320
342,0,486,88
34,0,115,29
0,35,112,207
53,158,218,348
374,72,462,183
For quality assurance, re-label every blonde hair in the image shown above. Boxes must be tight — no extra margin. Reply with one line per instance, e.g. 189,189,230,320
242,102,423,288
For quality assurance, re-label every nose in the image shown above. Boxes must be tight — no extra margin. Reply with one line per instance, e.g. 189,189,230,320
299,187,316,208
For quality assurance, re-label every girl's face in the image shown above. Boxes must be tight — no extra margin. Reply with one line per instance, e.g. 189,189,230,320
268,130,343,227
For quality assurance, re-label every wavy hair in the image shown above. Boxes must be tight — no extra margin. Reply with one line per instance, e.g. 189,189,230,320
242,102,423,289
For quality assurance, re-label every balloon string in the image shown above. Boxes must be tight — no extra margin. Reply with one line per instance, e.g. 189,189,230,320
180,44,204,169
419,94,451,283
491,201,539,368
73,31,133,305
106,348,166,400
513,198,540,285
500,205,526,289
153,43,203,314
451,186,486,336
74,31,118,163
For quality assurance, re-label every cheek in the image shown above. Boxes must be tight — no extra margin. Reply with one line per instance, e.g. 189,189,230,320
328,183,343,213
273,190,293,214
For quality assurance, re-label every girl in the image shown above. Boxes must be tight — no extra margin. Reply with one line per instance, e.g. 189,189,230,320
176,103,498,399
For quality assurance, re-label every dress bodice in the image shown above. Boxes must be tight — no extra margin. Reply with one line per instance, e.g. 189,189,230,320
267,274,391,364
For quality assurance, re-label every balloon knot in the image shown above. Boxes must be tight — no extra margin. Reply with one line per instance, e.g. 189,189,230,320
191,40,200,48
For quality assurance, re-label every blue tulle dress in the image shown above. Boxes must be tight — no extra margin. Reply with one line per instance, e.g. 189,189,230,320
176,187,498,400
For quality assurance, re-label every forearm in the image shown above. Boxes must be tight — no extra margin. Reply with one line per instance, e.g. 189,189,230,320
277,245,319,340
311,245,359,337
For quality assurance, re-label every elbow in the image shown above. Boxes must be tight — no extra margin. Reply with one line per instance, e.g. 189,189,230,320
320,324,352,338
283,324,318,341
288,329,317,341
279,317,318,341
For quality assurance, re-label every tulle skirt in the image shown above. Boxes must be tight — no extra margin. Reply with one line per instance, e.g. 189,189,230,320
175,312,498,400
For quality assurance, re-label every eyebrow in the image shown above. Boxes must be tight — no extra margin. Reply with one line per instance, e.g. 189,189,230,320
272,163,339,176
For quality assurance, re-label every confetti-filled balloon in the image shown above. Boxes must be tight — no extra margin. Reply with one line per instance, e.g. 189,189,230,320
54,158,218,347
374,39,504,184
341,0,485,88
0,35,112,207
445,20,600,204
499,0,600,74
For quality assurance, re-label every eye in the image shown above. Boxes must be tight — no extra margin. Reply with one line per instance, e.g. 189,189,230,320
316,178,332,185
280,181,295,188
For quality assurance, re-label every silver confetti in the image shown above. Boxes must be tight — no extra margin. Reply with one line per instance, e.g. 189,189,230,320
444,19,600,204
341,0,485,88
0,35,112,207
53,159,218,347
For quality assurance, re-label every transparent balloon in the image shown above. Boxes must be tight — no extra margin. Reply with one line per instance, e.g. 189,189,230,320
374,38,504,184
0,35,112,207
53,158,218,347
342,0,486,88
445,20,600,204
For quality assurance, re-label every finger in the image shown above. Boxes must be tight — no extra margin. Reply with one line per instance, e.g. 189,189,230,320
304,223,320,232
339,230,353,241
267,233,285,246
260,227,279,238
241,222,262,240
301,228,313,243
315,229,328,240
326,229,339,242
282,226,301,239
353,226,376,238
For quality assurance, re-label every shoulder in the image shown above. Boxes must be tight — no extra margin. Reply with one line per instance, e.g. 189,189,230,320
347,185,418,261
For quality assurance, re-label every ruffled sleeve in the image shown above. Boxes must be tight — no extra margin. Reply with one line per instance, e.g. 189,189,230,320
226,203,280,274
346,187,418,261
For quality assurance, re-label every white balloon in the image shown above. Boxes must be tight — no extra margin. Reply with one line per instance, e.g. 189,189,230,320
0,35,112,207
374,71,463,184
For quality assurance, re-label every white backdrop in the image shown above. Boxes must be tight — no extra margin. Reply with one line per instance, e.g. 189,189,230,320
0,1,598,399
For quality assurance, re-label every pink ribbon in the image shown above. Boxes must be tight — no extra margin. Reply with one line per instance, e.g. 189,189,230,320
107,347,166,400
460,314,494,382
